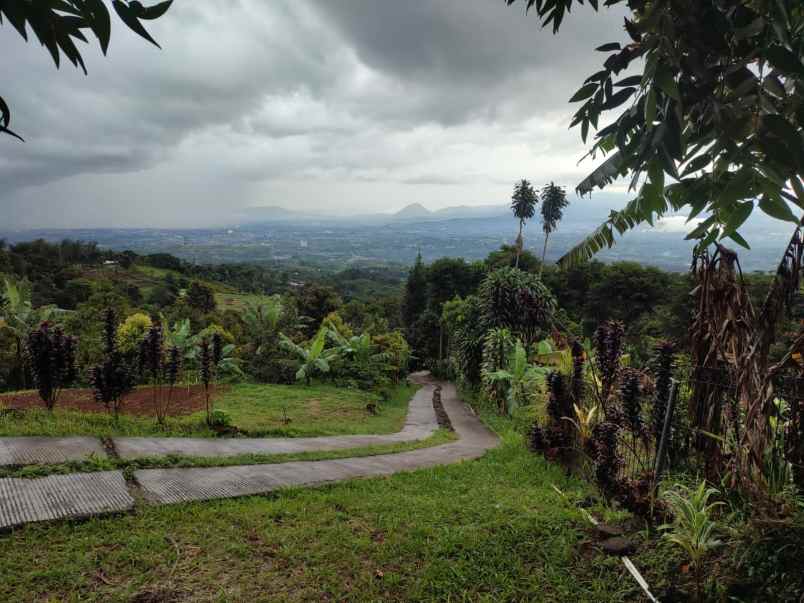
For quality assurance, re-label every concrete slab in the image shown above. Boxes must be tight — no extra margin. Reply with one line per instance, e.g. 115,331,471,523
0,437,107,466
0,471,133,529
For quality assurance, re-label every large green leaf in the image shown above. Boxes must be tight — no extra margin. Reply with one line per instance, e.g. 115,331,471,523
758,194,798,223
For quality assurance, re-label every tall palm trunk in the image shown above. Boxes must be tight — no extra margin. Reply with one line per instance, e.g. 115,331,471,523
515,220,524,268
540,232,550,277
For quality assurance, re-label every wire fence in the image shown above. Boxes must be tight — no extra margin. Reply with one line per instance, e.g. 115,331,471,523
612,367,804,486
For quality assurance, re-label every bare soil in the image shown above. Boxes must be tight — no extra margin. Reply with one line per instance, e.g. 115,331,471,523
0,385,225,417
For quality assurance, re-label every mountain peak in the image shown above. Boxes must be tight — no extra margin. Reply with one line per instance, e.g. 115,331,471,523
394,203,432,219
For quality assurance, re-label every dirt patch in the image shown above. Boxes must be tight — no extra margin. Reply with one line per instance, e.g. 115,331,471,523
306,399,322,417
0,385,226,418
433,386,453,431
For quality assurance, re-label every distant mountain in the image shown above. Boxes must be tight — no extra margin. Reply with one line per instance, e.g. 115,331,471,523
392,203,432,220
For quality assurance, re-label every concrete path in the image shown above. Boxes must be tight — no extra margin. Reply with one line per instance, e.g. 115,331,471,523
113,381,438,459
0,378,498,529
0,436,107,466
0,374,437,466
135,382,496,504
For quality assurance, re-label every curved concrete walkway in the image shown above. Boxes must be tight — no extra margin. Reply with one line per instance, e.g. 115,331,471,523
0,374,438,466
0,378,498,529
113,377,439,459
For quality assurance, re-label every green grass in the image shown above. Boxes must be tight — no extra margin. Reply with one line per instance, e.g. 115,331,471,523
0,429,456,480
214,291,275,312
0,383,416,439
0,408,651,602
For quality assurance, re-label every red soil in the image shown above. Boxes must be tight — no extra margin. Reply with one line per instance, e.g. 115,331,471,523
0,385,225,417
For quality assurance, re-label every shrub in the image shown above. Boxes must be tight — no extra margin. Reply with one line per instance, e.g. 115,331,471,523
593,320,626,409
118,312,153,354
478,267,557,349
138,323,181,426
209,409,232,428
89,308,135,420
26,321,77,411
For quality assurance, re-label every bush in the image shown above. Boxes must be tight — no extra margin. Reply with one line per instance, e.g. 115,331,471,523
248,352,300,385
26,321,78,410
209,409,232,428
118,313,153,355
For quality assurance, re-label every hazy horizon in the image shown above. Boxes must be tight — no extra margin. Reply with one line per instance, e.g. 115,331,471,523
2,1,633,229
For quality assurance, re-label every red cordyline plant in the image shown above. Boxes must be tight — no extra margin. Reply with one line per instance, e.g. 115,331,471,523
89,308,135,421
529,371,574,458
650,341,675,441
620,368,643,437
138,323,180,426
26,321,77,411
593,320,625,412
569,338,585,404
589,421,622,492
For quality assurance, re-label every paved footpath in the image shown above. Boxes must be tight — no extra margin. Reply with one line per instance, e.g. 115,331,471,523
0,378,498,529
0,374,438,466
113,380,439,459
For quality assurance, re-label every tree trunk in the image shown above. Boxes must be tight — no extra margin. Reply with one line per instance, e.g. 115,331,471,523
515,221,524,268
540,231,550,277
15,337,26,390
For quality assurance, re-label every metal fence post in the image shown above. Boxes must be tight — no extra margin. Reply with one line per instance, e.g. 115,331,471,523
654,378,679,483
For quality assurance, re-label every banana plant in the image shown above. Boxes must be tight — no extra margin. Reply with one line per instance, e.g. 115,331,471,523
280,327,339,385
243,297,284,352
1,278,58,389
161,317,198,362
215,342,244,381
485,340,549,415
327,328,391,374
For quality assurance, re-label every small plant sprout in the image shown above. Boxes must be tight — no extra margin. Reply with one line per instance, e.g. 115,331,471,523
659,481,724,601
563,403,599,450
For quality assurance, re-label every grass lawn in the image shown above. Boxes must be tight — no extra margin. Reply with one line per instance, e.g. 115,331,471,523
0,409,666,603
0,383,416,439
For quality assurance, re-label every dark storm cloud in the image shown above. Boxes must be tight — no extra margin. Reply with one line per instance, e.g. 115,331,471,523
1,0,629,227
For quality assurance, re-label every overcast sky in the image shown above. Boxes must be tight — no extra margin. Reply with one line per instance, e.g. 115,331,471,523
1,0,632,229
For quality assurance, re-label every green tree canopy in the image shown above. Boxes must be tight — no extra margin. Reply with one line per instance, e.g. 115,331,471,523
478,267,558,348
507,0,804,263
401,252,428,332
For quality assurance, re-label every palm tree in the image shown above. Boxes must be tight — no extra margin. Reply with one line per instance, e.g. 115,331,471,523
539,182,570,276
510,179,538,268
279,326,339,385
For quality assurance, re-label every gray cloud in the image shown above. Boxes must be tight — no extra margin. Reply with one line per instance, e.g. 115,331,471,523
1,0,630,228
